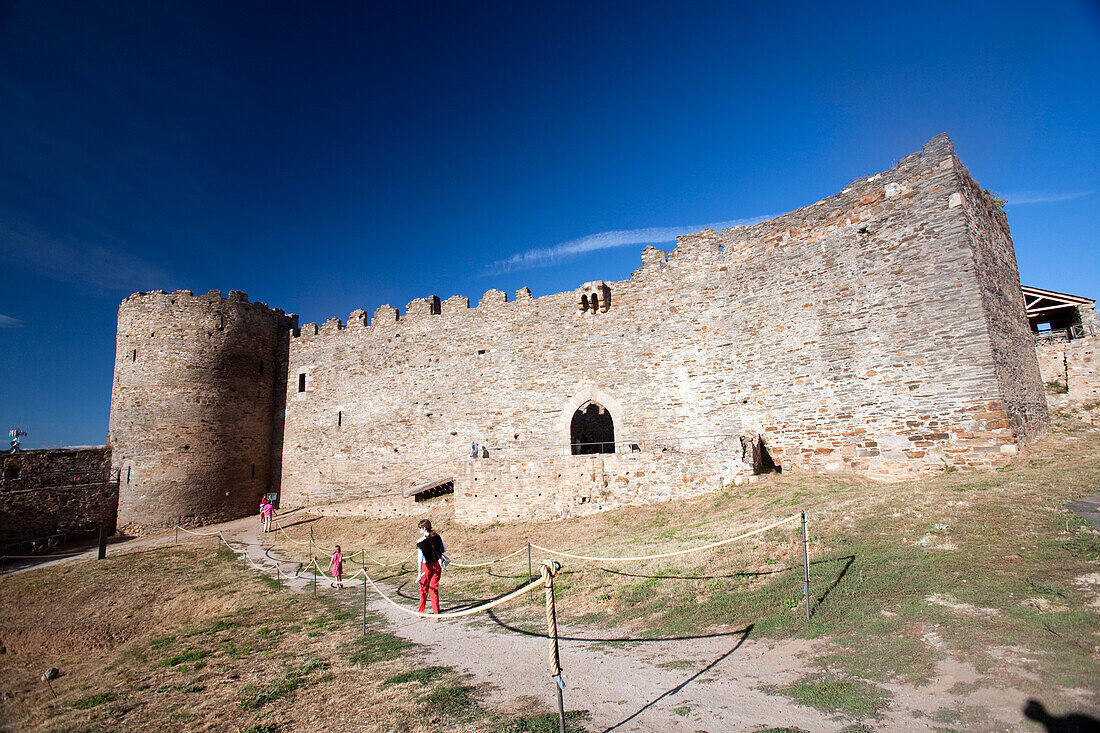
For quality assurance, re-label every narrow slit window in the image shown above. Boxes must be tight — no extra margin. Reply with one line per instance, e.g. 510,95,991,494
298,373,306,392
132,349,137,362
477,349,487,355
259,361,264,375
126,466,131,484
250,463,255,478
338,410,343,427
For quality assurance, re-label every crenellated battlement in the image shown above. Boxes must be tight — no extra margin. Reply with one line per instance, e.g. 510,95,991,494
110,134,1051,530
122,288,299,327
288,133,967,350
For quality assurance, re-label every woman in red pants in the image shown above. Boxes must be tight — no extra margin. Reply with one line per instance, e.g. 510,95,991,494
416,519,446,614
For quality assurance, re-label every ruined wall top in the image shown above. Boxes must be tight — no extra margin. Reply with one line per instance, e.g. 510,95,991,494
288,133,966,342
121,288,299,328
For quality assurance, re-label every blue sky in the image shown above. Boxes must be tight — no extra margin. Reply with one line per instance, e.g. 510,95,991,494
1,1,1097,448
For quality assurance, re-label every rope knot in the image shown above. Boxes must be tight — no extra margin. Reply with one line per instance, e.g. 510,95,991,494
539,559,561,585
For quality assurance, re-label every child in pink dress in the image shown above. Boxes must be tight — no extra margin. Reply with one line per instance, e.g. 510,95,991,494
330,545,344,589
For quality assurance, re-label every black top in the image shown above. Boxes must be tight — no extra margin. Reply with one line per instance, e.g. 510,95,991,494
417,534,446,565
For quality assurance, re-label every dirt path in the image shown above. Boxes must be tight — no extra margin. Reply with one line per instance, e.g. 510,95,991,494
234,515,1033,732
4,513,1036,731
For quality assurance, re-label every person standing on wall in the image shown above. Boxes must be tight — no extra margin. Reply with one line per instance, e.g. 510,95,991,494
470,442,478,459
416,519,446,615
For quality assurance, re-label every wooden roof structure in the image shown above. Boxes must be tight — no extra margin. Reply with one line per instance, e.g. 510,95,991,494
1022,286,1094,318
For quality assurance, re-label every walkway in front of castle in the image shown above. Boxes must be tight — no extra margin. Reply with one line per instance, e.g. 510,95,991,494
7,513,1038,731
236,512,1032,732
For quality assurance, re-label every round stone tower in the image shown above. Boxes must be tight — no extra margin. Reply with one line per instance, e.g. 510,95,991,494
108,289,298,532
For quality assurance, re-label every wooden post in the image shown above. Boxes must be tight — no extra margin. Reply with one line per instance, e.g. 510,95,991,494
527,542,533,601
362,575,367,636
97,522,108,560
801,511,811,621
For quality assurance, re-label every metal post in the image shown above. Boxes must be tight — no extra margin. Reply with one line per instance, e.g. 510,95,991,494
97,522,108,560
801,511,811,620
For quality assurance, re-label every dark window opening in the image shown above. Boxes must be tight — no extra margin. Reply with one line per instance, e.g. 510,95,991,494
126,466,131,484
298,373,306,392
338,410,343,427
259,361,264,375
132,349,137,362
570,402,615,455
250,463,255,478
590,293,600,312
3,467,18,479
477,349,487,355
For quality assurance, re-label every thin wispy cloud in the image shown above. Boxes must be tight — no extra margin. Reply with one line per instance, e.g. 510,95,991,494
0,314,23,328
486,216,772,275
0,219,172,293
1004,191,1093,205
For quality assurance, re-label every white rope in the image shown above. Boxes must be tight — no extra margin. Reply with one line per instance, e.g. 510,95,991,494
531,514,801,563
448,544,529,568
175,525,224,537
363,550,416,567
362,567,545,619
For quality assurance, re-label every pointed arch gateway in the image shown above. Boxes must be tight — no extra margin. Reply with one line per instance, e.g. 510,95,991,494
557,386,624,456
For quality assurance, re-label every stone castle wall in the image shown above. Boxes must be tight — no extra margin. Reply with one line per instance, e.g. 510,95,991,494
108,289,298,531
0,448,117,546
276,134,1048,513
1036,335,1100,403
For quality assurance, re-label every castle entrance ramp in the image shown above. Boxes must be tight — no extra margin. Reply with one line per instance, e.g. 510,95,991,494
403,476,455,503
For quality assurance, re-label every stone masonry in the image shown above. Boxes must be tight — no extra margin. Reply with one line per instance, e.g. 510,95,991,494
108,134,1055,528
0,448,117,546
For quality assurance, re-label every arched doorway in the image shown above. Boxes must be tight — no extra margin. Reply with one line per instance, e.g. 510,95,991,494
570,402,615,454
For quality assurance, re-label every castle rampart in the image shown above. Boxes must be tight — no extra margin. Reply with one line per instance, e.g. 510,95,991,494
107,134,1055,528
108,289,298,531
274,134,1049,512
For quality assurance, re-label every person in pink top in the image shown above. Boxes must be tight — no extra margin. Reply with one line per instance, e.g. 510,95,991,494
330,545,344,589
261,498,275,533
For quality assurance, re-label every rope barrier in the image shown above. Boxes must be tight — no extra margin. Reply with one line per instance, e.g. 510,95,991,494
448,545,529,568
274,513,800,571
530,513,801,563
362,566,546,619
176,525,225,537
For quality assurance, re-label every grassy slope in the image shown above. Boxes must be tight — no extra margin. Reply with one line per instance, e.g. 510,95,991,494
271,418,1100,719
0,545,578,733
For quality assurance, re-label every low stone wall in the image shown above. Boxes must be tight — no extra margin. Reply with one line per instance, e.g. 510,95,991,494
0,448,117,547
310,492,439,520
1036,335,1100,404
453,450,738,525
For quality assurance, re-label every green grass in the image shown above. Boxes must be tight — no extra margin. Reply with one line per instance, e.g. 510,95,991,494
771,672,888,717
71,692,119,710
149,635,176,650
237,658,328,710
383,665,450,687
348,630,414,667
421,684,474,717
158,649,208,667
489,711,589,733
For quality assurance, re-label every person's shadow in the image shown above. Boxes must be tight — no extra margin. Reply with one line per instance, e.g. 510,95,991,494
1024,699,1100,732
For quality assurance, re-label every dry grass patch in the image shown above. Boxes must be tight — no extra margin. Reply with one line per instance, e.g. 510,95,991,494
0,544,590,732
